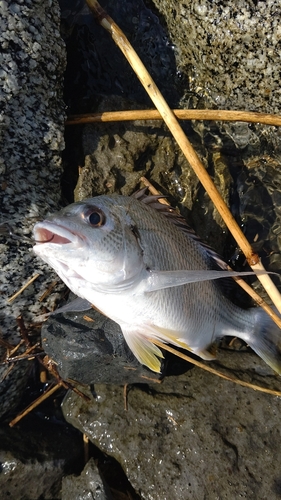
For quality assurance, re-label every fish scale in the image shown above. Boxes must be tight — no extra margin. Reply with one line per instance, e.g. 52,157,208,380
33,193,281,374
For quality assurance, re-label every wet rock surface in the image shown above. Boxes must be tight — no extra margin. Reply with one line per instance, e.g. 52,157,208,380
0,416,83,500
61,458,113,500
2,0,281,499
77,102,234,256
42,307,161,385
62,350,281,500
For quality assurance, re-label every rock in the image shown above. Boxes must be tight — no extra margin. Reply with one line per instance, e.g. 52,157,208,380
0,0,66,417
42,308,162,385
61,0,181,112
0,416,83,500
62,349,281,500
77,94,230,252
61,458,113,500
151,0,281,114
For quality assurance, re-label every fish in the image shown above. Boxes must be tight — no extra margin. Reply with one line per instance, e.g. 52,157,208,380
33,190,281,373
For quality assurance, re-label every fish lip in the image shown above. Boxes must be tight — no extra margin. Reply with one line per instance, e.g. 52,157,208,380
33,221,80,246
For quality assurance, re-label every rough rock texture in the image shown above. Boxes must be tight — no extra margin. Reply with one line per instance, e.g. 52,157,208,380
0,417,83,499
63,350,281,500
55,5,281,497
61,458,113,500
42,307,161,385
76,95,231,252
151,0,281,113
2,1,280,498
61,0,181,113
0,0,66,417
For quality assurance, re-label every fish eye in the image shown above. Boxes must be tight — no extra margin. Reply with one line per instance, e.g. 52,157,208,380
84,208,106,227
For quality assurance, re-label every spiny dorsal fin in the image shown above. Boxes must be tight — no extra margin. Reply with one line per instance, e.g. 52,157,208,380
132,187,228,270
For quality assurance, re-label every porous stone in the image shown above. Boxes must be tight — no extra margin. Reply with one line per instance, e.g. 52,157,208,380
61,458,113,500
151,0,281,113
0,0,66,417
62,350,281,500
0,417,83,500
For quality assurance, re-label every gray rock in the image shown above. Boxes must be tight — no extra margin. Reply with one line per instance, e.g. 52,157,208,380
61,458,113,500
0,0,66,417
77,94,230,252
151,0,281,114
42,308,162,385
62,350,281,500
0,418,83,500
61,0,181,111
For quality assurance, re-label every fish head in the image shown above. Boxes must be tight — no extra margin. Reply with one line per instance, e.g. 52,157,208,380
33,196,145,292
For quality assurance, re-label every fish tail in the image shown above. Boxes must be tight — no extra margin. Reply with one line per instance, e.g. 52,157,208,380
243,308,281,374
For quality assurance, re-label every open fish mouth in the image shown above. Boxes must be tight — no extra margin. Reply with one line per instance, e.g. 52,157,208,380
33,221,79,246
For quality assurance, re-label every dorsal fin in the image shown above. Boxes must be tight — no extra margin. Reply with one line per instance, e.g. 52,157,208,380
132,188,228,270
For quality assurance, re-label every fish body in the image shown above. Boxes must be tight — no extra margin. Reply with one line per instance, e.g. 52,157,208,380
33,193,281,373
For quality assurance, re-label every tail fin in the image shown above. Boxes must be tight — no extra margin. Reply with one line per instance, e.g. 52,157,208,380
244,308,281,374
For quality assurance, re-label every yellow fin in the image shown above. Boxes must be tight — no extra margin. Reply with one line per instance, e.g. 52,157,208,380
144,325,217,361
148,324,192,351
121,327,164,373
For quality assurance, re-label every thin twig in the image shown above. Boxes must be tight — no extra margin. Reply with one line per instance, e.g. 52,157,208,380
140,176,170,205
0,363,15,383
16,315,31,346
85,0,281,317
5,342,41,363
9,383,61,427
7,273,40,302
123,383,128,411
151,339,281,397
39,280,58,302
8,339,25,357
66,109,281,126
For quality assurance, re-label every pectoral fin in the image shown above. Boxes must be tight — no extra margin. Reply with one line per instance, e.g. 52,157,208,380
34,297,92,322
50,297,92,315
137,269,274,294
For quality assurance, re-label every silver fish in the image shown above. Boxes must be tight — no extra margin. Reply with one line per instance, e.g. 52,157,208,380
33,192,281,373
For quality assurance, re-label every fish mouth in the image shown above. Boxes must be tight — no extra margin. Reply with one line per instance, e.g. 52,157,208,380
33,221,79,246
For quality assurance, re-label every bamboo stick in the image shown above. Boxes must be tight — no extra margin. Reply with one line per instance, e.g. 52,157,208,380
66,109,281,126
85,0,281,318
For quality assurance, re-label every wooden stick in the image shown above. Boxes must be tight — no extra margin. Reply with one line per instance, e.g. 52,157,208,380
7,273,40,302
9,383,61,427
66,109,281,126
85,0,281,316
39,280,58,302
151,339,281,397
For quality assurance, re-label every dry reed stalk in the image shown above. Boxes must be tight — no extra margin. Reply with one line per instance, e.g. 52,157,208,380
7,273,40,302
151,339,281,397
85,0,281,319
66,108,281,126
